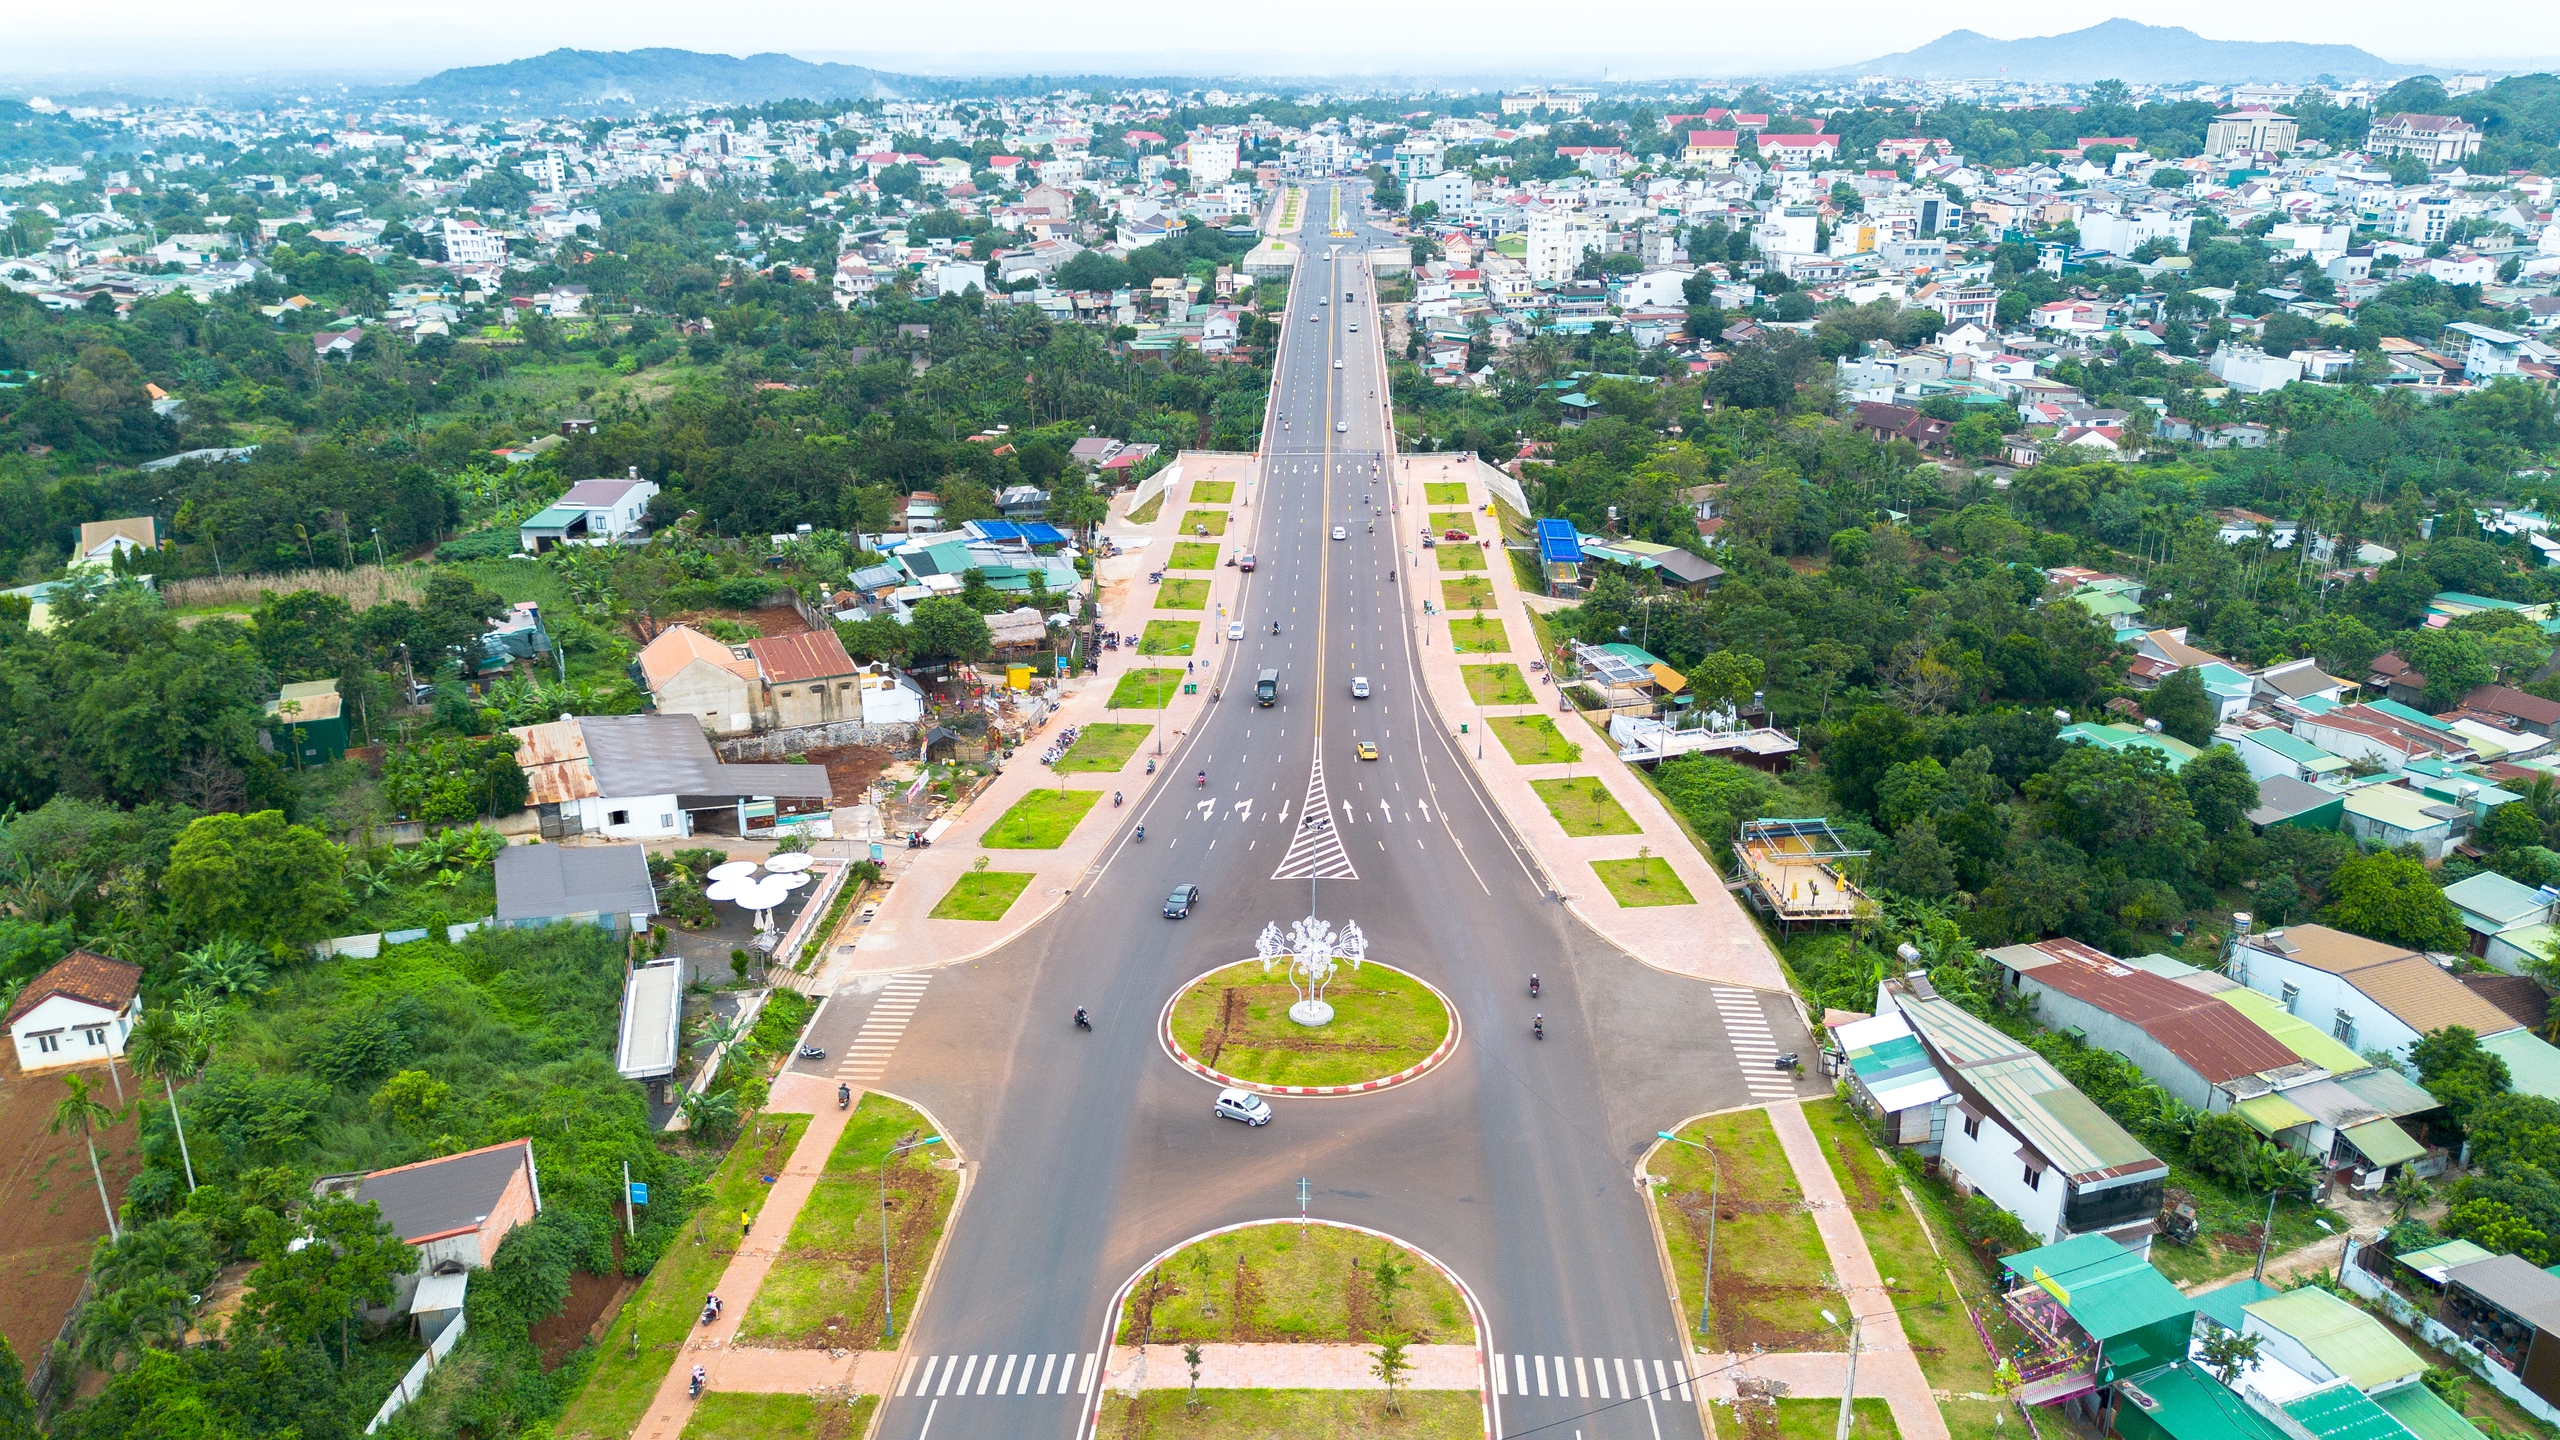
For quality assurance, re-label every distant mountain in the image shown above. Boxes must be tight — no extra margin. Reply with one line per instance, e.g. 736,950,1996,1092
1838,21,2422,84
392,48,921,113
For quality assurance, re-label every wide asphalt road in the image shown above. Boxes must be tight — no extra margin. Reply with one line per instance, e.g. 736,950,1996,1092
847,180,1818,1440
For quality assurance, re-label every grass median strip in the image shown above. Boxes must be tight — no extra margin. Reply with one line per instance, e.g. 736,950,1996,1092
1055,723,1153,773
1140,619,1201,655
681,1393,878,1440
1446,617,1509,654
1169,960,1449,1089
1651,1110,1833,1353
1434,545,1484,572
1489,714,1579,766
1109,668,1185,709
556,1115,813,1440
736,1095,956,1350
1168,541,1220,569
927,870,1035,921
1157,577,1210,609
1592,856,1694,906
1424,482,1470,505
1190,480,1235,503
1461,663,1532,705
1711,1398,1900,1440
1429,510,1475,535
1441,576,1494,611
1099,1392,1478,1437
1181,509,1230,536
982,789,1102,848
1532,777,1640,836
1120,1220,1473,1344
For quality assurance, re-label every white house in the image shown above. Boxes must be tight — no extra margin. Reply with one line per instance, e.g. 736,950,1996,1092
1409,171,1475,214
2080,211,2192,257
6,950,143,1075
73,516,157,570
2227,924,2519,1066
2209,344,2305,395
510,713,836,842
518,470,660,552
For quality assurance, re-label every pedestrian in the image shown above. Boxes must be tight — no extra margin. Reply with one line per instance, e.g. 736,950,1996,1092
741,1209,752,1239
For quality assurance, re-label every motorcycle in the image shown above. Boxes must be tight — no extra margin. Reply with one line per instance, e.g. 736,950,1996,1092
1197,772,1207,789
837,1084,850,1110
689,1367,706,1399
798,1045,826,1061
1533,1014,1545,1041
1113,791,1124,807
1146,758,1156,775
1134,824,1146,841
1074,1008,1092,1031
700,1295,722,1326
1529,974,1540,998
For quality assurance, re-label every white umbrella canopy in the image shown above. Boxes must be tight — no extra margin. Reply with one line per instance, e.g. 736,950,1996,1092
734,878,793,911
763,852,815,873
706,860,761,881
704,878,754,902
772,872,812,890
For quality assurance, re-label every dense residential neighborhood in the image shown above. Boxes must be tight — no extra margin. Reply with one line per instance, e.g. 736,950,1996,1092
7,26,2560,1440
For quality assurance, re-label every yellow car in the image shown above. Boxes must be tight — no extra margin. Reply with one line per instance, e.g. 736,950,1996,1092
1356,741,1379,761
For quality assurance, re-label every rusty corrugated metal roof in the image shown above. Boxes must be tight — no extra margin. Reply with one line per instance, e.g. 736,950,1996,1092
2020,938,2300,1083
746,628,855,686
510,718,598,804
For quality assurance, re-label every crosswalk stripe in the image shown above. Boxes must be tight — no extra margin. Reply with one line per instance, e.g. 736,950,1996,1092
939,1355,962,1396
1038,1353,1058,1394
997,1354,1016,1394
1573,1355,1588,1397
1535,1355,1549,1397
1079,1351,1095,1394
1616,1357,1631,1400
977,1353,996,1395
902,1355,925,1397
1494,1355,1506,1394
1654,1358,1669,1397
1594,1357,1609,1398
1675,1359,1694,1400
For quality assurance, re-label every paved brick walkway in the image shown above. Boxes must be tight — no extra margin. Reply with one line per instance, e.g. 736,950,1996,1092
819,454,1267,983
1394,453,1786,993
1099,1342,1482,1391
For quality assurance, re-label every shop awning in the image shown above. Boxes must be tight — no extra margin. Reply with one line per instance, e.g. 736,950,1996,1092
2343,1118,2425,1168
2235,1093,2316,1136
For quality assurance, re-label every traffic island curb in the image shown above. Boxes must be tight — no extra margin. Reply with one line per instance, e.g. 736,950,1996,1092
1155,960,1461,1098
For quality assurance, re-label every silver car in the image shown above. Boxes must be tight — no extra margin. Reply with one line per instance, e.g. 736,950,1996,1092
1215,1088,1272,1126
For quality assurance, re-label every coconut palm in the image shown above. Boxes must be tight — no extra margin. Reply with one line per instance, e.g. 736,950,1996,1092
126,997,220,1192
2384,1169,2434,1222
51,1073,126,1242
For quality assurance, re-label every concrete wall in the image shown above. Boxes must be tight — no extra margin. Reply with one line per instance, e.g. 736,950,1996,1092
714,718,919,761
656,660,754,734
765,674,860,729
2012,978,2219,1112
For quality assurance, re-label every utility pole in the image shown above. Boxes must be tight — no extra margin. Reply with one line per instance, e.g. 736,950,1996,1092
1659,1131,1720,1341
880,1133,942,1340
1824,1309,1861,1440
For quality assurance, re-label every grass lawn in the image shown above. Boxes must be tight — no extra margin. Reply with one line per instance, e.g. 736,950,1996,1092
1441,577,1494,611
1447,617,1510,654
1139,620,1201,655
1434,544,1485,572
1592,857,1694,907
927,871,1035,921
555,1115,813,1440
1099,1391,1478,1438
1055,723,1154,773
1157,578,1210,609
1461,663,1533,705
981,790,1102,848
681,1391,877,1439
1652,1110,1835,1352
1168,541,1221,569
1181,509,1231,536
1940,1399,2020,1440
1802,1100,2007,1392
1118,1221,1473,1344
1170,961,1449,1089
736,1095,957,1349
1128,492,1168,525
1108,669,1185,710
1490,714,1580,766
1703,1398,1895,1440
1424,482,1471,505
1532,777,1640,836
1430,510,1476,535
1190,480,1236,503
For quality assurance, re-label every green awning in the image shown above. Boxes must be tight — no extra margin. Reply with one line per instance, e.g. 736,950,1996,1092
2343,1119,2425,1168
2236,1093,2316,1136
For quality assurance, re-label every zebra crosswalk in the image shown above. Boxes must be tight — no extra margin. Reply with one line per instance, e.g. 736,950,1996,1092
1270,754,1358,881
835,974,929,1087
896,1349,1096,1400
1715,987,1799,1101
1494,1352,1695,1402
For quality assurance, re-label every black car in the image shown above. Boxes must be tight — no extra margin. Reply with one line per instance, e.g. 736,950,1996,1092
1164,884,1200,918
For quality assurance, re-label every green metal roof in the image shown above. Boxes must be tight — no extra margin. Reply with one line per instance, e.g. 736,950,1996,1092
520,502,588,530
2000,1235,2193,1342
2483,1029,2560,1103
2118,1362,2291,1440
2336,1067,2441,1119
2375,1381,2489,1440
2218,988,2369,1074
2236,1092,2317,1136
2342,1118,2425,1167
2190,1277,2279,1334
2285,1381,2421,1440
2243,1286,2425,1391
1899,992,2164,1183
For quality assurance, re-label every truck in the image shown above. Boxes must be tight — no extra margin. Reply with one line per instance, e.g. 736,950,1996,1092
1255,669,1279,706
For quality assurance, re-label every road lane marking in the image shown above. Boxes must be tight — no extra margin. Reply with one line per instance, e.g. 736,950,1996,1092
1574,1355,1588,1397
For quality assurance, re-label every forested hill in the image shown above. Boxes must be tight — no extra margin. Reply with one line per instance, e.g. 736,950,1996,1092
392,49,921,114
1839,21,2419,84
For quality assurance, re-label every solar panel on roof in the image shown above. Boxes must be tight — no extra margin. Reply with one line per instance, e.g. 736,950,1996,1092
966,520,1024,541
1018,522,1067,545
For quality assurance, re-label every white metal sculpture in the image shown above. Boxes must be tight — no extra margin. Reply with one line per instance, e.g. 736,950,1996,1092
1255,916,1368,1026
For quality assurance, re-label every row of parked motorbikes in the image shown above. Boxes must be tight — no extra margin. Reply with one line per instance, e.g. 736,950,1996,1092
1037,725,1082,767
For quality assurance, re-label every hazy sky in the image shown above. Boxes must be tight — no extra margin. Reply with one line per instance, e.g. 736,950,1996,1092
11,2,2560,80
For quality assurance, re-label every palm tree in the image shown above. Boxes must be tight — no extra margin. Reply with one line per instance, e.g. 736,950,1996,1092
51,1073,126,1243
679,1089,740,1143
125,998,218,1192
177,935,268,1000
2384,1169,2434,1223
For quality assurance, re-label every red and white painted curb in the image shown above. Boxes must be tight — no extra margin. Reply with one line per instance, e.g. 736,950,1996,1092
1075,1216,1497,1440
1155,959,1462,1098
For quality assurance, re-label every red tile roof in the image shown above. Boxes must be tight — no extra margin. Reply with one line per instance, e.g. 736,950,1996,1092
4,949,143,1029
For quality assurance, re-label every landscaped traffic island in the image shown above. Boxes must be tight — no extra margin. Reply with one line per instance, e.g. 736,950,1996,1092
1163,959,1455,1093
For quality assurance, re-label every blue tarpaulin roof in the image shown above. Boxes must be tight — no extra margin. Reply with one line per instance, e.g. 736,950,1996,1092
963,519,1068,546
1536,518,1583,564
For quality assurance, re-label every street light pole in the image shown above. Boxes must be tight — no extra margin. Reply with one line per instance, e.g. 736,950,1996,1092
1657,1131,1719,1341
1821,1309,1860,1440
880,1132,943,1340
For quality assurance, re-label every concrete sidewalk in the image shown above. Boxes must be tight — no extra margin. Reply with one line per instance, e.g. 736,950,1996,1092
1393,452,1785,993
818,453,1268,984
1100,1342,1482,1391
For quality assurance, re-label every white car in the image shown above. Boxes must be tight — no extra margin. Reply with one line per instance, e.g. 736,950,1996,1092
1336,421,1347,433
1227,621,1245,640
1334,359,1342,369
1332,526,1348,540
1215,1088,1272,1126
1351,676,1370,698
1348,321,1359,331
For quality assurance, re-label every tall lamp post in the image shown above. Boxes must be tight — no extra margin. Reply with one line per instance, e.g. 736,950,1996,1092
880,1132,943,1340
1656,1130,1719,1342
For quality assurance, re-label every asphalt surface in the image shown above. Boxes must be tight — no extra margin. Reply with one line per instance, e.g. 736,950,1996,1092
834,182,1822,1440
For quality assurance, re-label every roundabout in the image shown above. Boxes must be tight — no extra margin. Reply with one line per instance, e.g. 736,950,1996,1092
1158,949,1459,1097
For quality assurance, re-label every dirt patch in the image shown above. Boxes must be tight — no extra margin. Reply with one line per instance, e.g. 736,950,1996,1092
535,1268,638,1369
1832,1136,1890,1211
1667,1189,1825,1353
0,1055,145,1365
642,601,810,642
799,744,895,802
